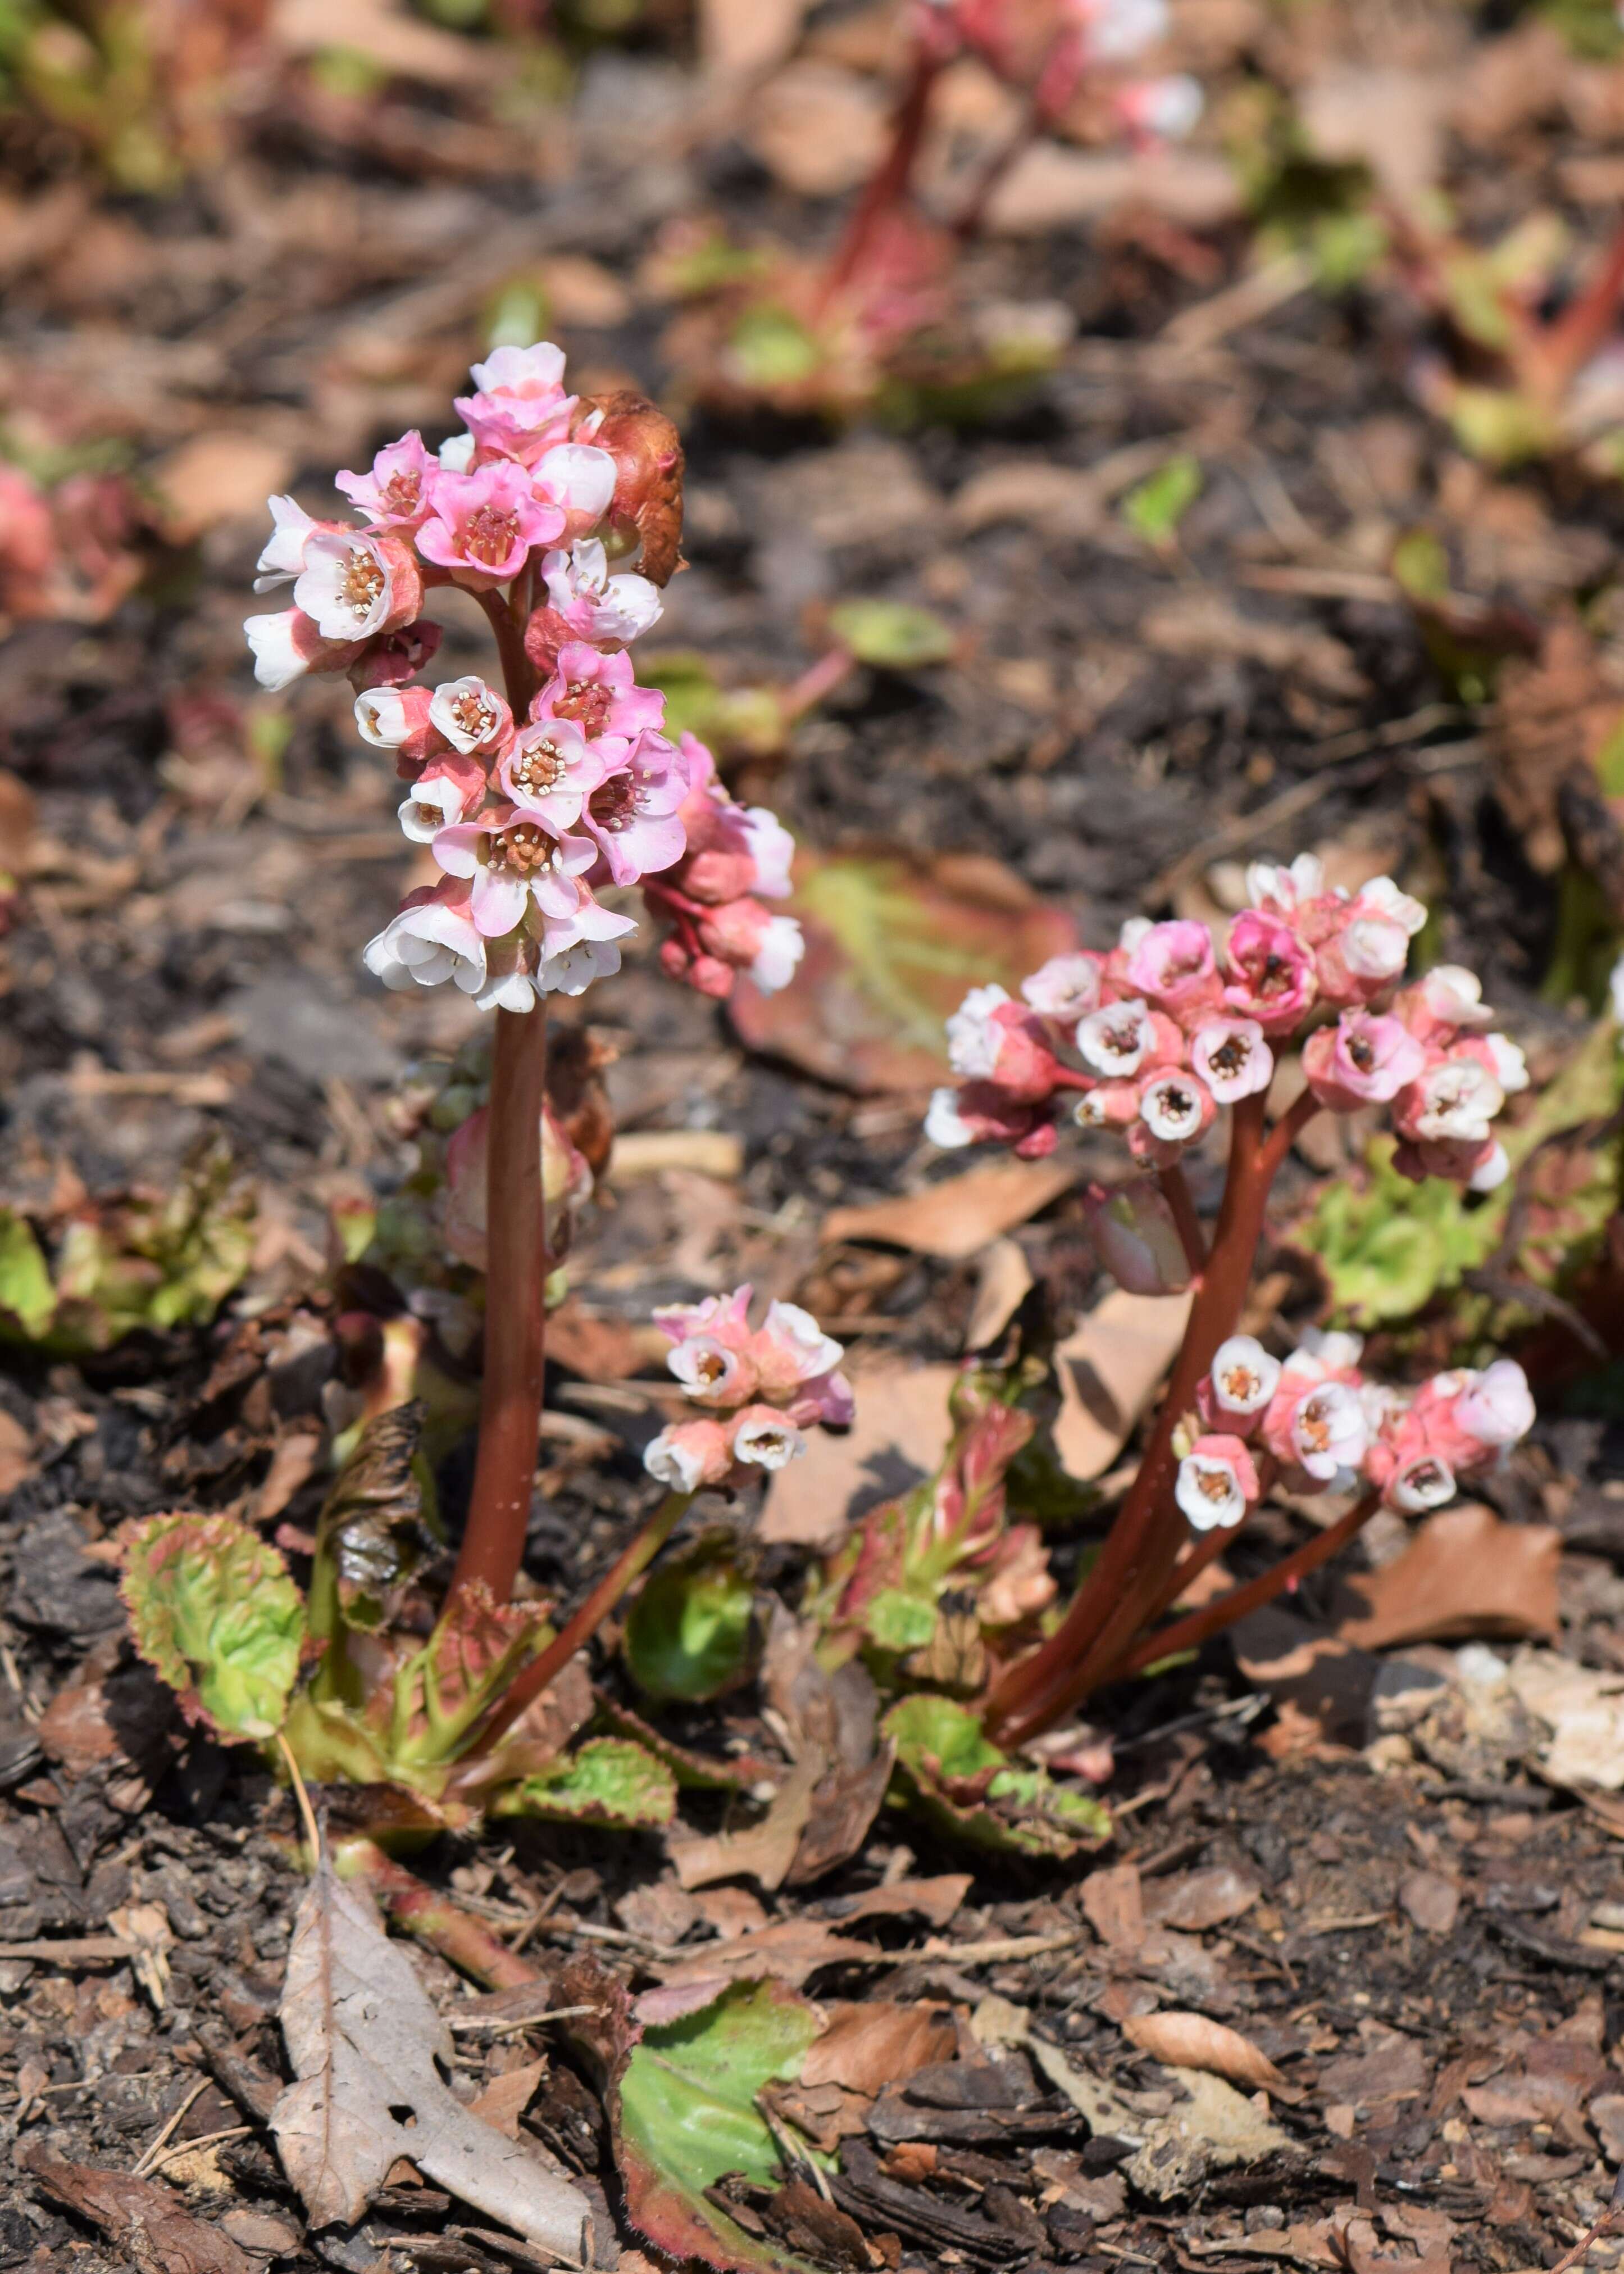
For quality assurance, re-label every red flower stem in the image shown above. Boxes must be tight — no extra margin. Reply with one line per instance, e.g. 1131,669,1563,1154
1157,1164,1208,1276
816,39,943,313
1107,1488,1382,1683
950,31,1077,242
987,1090,1294,1746
449,588,547,1611
331,1835,542,1988
463,1491,689,1759
1527,217,1624,405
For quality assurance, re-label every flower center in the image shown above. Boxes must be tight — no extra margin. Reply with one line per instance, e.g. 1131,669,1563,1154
1346,1033,1376,1074
1197,1467,1231,1503
553,679,612,735
1100,1018,1143,1062
381,470,421,517
1221,1363,1259,1402
488,823,559,875
592,774,637,831
1210,1034,1249,1077
1298,1395,1334,1453
508,737,568,798
693,1350,728,1385
449,690,497,743
1157,1085,1194,1123
342,550,385,619
465,503,520,568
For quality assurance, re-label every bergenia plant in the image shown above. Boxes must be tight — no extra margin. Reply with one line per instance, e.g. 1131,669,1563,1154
118,343,824,1848
927,855,1539,1748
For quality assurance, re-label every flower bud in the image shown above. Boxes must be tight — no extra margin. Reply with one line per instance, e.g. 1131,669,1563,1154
576,391,685,585
1081,1177,1192,1296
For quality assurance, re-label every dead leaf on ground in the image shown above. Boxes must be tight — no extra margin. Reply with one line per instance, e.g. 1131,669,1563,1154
19,2145,253,2274
1398,1867,1459,1935
1052,1290,1194,1481
699,0,807,80
759,1360,956,1549
822,1157,1075,1261
730,852,1078,1094
1143,593,1364,701
964,1237,1035,1349
986,144,1243,233
1491,616,1624,877
801,2001,958,2095
745,64,888,195
668,1751,822,1892
1297,65,1454,203
153,434,295,542
1081,1862,1145,1955
1142,1866,1259,1932
1505,1646,1624,1790
1122,2011,1288,2094
1334,1505,1560,1650
468,2058,547,2139
647,1916,884,1995
825,1874,972,1930
272,1855,594,2257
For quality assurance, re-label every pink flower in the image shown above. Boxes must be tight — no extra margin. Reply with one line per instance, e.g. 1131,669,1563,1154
335,432,437,529
1393,1052,1504,1144
1190,1017,1272,1104
1136,1069,1215,1152
1203,1334,1281,1426
349,618,443,691
362,879,486,996
926,1083,1056,1156
454,341,576,463
1022,952,1106,1022
294,529,422,643
1302,1011,1427,1110
580,731,690,886
656,1287,754,1350
739,806,794,898
418,461,563,589
430,802,598,938
696,898,804,993
749,1301,845,1397
945,984,1060,1101
533,641,666,742
1244,853,1325,917
1075,997,1158,1079
497,716,604,833
644,1417,735,1493
1081,1178,1192,1296
1123,919,1221,1018
1175,1435,1259,1531
1115,72,1203,142
531,442,617,537
253,495,335,591
429,675,514,757
1073,1080,1144,1131
1222,910,1317,1034
1270,1377,1368,1482
730,1406,807,1470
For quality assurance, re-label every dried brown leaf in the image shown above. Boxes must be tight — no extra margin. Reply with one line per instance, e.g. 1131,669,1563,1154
801,2002,958,2096
1121,2011,1287,2094
1335,1505,1560,1649
822,1159,1075,1262
19,2145,252,2274
1052,1290,1193,1481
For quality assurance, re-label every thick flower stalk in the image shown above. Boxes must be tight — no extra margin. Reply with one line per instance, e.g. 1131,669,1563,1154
242,342,804,1610
924,856,1539,1745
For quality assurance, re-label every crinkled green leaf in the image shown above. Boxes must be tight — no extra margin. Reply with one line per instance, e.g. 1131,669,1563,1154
497,1737,677,1828
618,1980,824,2274
638,650,785,759
624,1540,758,1704
827,600,955,670
121,1512,306,1741
594,1696,771,1791
1121,455,1202,546
863,1585,940,1654
884,1694,1109,1858
0,1209,56,1340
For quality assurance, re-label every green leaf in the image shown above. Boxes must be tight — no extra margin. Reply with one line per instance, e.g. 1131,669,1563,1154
624,1539,759,1704
1121,455,1202,547
826,600,956,670
120,1512,306,1742
727,305,822,389
863,1586,940,1654
497,1737,678,1828
884,1694,1110,1858
617,1979,825,2274
0,1209,56,1340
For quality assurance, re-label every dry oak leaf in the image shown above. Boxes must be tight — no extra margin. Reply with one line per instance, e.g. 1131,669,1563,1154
1121,2012,1288,2095
800,2001,958,2096
1492,616,1624,876
1334,1504,1559,1650
272,1855,594,2257
821,1156,1075,1261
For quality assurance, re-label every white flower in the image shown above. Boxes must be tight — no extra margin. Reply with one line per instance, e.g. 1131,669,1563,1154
1412,1059,1504,1143
1485,1034,1529,1093
429,675,507,754
1121,72,1202,138
1245,852,1323,913
759,1300,843,1383
543,539,662,645
741,807,795,899
1084,0,1168,61
1359,876,1427,936
1421,966,1493,1027
733,1413,806,1470
541,938,625,996
926,1087,974,1147
668,1337,745,1402
1022,954,1102,1022
1139,1072,1209,1145
1076,997,1153,1078
363,896,486,996
438,431,477,473
1289,1381,1368,1481
1117,916,1153,953
534,442,617,519
644,1431,708,1491
244,610,309,692
1190,1018,1272,1104
1175,1449,1249,1531
1469,1141,1509,1193
1295,1327,1364,1370
474,965,542,1014
1612,951,1624,1029
398,777,472,843
356,688,410,747
1390,1456,1456,1514
1455,1359,1535,1449
1209,1335,1280,1418
294,530,394,642
1341,915,1411,982
947,983,1011,1079
750,915,804,995
254,495,315,591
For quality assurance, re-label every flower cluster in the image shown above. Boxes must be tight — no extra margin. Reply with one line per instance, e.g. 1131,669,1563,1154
928,856,1526,1188
643,1287,853,1494
1175,1331,1536,1532
920,0,1202,149
242,341,802,1007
